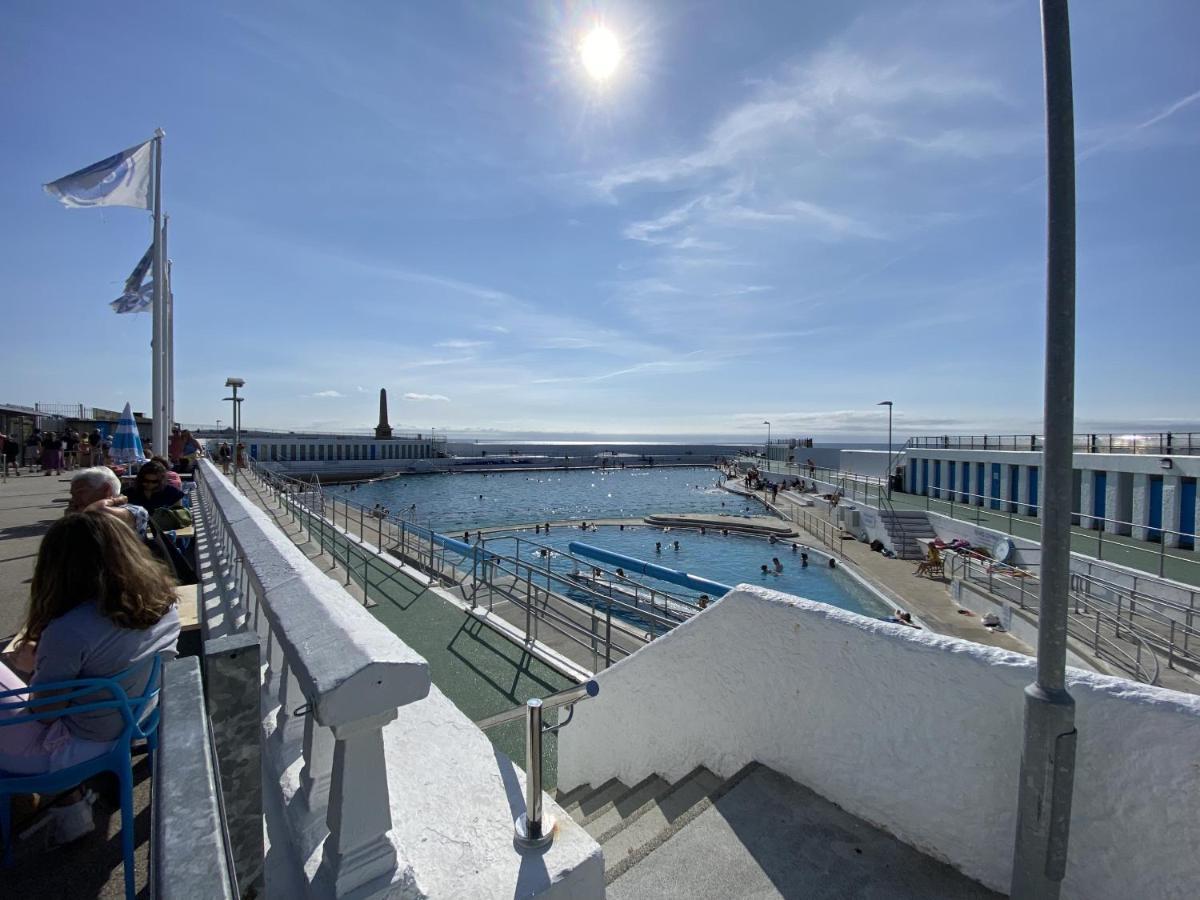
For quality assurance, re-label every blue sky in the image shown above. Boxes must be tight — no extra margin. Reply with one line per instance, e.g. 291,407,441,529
1,0,1197,441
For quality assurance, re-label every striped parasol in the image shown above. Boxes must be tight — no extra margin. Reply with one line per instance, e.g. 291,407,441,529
109,402,147,464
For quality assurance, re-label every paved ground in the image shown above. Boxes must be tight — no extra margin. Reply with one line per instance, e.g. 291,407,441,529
0,467,152,898
0,469,71,637
733,483,1029,653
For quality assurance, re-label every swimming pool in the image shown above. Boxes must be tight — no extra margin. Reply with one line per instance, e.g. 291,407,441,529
482,525,890,619
328,467,753,531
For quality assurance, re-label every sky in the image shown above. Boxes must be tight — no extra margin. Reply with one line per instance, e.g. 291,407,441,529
1,0,1197,442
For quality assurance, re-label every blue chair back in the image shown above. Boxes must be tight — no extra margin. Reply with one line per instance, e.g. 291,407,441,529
0,653,161,742
0,653,164,899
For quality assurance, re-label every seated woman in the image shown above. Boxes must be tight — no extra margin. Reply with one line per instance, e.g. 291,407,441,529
149,455,183,492
0,512,180,837
124,460,184,513
126,460,192,535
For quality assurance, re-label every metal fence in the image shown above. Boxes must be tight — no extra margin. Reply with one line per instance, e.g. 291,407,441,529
910,432,1200,455
245,460,692,673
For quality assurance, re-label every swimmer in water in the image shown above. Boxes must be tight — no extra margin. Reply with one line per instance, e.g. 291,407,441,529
655,542,662,553
673,540,680,551
801,552,809,568
773,557,783,573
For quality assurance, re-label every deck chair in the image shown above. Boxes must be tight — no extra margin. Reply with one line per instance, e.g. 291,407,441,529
915,545,944,578
0,655,162,900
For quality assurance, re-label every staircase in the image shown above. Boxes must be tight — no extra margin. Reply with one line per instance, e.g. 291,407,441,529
878,508,936,559
555,764,999,898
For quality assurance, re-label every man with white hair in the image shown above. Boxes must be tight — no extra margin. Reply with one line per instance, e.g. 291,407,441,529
67,467,149,536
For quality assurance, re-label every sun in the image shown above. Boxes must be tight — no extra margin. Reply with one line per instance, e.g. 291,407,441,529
580,26,621,81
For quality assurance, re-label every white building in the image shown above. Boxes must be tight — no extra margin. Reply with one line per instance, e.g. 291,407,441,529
901,433,1199,550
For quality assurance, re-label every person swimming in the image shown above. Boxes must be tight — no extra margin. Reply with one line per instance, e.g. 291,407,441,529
801,552,809,568
772,557,783,573
655,542,662,553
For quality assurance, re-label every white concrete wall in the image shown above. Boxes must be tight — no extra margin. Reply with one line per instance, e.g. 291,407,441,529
559,586,1200,900
840,449,893,479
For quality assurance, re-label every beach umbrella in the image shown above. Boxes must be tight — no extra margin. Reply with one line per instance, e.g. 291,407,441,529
109,402,147,464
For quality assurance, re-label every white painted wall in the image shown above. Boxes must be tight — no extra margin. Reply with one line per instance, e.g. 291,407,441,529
840,449,893,479
558,585,1200,899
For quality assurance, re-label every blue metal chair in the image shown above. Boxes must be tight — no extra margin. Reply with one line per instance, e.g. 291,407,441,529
0,654,163,900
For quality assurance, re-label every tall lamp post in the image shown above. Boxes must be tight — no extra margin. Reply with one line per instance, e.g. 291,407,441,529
762,420,771,468
1011,2,1078,897
224,378,244,487
878,401,893,499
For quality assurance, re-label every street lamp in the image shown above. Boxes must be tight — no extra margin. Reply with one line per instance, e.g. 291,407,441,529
1011,3,1078,896
223,378,244,486
762,420,771,467
878,401,893,499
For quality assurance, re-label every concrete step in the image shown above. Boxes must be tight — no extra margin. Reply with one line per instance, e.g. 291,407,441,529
582,774,673,840
606,764,1000,900
563,778,628,821
553,780,598,811
601,767,723,884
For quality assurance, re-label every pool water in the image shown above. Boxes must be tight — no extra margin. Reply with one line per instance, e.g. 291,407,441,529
483,525,890,619
329,467,754,532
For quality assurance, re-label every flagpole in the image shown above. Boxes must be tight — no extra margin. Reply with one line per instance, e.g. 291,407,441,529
151,128,167,456
164,216,174,436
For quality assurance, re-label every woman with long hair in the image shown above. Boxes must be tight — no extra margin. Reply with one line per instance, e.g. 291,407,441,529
0,512,180,838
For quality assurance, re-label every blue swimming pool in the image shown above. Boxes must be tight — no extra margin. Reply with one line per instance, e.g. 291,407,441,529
328,467,753,532
482,525,889,618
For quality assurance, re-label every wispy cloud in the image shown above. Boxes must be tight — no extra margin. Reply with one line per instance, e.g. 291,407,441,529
435,339,489,349
404,392,450,402
1078,86,1200,162
532,356,713,385
310,389,344,398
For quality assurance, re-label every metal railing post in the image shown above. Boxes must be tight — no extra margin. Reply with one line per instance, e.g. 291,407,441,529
514,699,552,847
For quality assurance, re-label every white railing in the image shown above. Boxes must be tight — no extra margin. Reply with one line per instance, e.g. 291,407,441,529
195,459,432,897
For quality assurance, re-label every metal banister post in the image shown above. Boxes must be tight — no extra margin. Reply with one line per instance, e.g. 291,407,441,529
514,699,553,848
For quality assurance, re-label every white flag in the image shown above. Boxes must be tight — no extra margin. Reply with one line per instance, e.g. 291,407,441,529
110,282,153,314
44,140,153,209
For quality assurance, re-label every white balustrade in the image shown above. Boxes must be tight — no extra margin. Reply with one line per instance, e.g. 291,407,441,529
195,460,431,897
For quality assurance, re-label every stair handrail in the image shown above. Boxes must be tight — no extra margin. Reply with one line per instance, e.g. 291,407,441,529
947,552,1162,684
475,680,600,848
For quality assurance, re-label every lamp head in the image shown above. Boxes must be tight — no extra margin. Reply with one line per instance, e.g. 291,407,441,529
225,377,245,388
878,400,893,407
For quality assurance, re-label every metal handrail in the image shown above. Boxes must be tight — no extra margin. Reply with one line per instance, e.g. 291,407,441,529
246,459,682,670
475,680,600,848
948,552,1163,684
474,679,599,731
909,431,1199,455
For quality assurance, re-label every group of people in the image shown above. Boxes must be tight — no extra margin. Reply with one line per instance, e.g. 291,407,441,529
0,428,112,477
1,459,186,844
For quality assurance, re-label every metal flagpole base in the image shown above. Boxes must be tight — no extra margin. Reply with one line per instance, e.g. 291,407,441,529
1011,683,1076,897
514,813,555,849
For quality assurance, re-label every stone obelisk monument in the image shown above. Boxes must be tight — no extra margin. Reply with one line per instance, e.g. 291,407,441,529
375,388,393,439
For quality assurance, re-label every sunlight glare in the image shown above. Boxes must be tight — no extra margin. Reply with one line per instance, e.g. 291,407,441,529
580,26,621,81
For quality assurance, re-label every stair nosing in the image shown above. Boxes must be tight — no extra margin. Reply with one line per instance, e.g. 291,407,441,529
598,766,723,877
578,773,668,827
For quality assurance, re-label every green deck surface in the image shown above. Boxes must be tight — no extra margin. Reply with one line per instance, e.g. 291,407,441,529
324,529,574,786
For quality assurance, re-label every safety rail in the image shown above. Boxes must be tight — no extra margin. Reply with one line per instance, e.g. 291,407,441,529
767,493,847,559
899,483,1198,581
195,460,432,897
246,459,685,672
946,551,1163,685
476,680,600,848
909,432,1200,455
